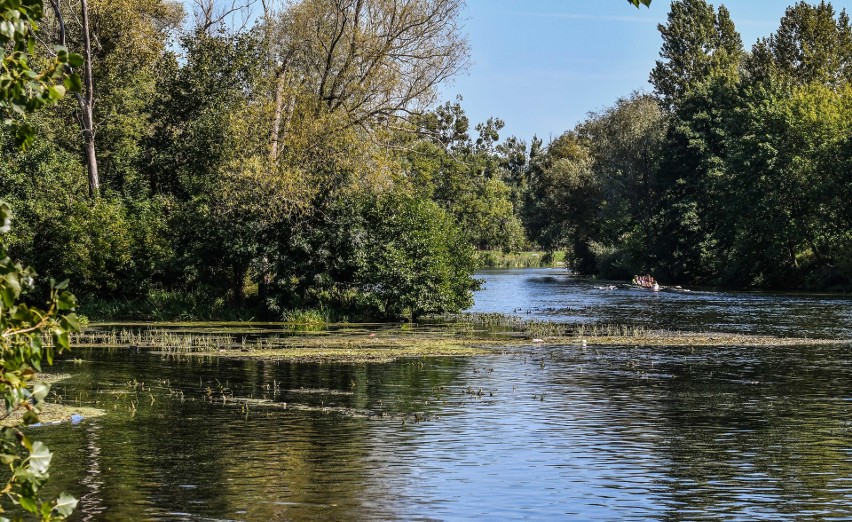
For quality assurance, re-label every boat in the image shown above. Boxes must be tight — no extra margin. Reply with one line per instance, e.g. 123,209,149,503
632,274,660,291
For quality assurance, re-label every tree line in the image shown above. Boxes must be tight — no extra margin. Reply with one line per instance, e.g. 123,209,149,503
525,0,852,291
1,0,536,320
2,0,849,327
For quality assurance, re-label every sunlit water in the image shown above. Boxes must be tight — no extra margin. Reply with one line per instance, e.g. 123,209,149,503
31,270,852,521
469,268,852,338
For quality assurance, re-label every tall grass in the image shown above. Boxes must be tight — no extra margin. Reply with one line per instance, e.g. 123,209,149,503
79,289,264,322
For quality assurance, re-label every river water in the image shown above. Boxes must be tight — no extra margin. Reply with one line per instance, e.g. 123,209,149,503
469,268,852,338
33,270,852,520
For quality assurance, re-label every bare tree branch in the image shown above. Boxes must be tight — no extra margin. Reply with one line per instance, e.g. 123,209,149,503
191,0,258,34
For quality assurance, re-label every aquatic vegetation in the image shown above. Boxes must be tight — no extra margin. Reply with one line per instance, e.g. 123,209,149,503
67,314,849,364
280,309,330,328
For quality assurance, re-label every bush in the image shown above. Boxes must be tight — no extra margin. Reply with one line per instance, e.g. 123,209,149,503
352,192,480,319
269,191,480,320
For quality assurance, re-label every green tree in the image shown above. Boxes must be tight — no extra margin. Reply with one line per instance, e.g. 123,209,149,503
646,0,744,283
404,101,526,251
581,93,667,278
264,191,478,320
0,0,81,148
724,81,852,287
649,74,743,283
522,132,599,271
45,0,183,196
766,1,852,87
650,0,742,108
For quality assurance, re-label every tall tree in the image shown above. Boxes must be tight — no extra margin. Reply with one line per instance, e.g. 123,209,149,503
765,1,852,87
263,0,469,164
650,0,742,108
46,0,182,196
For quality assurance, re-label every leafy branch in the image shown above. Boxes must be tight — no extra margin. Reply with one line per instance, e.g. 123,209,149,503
0,202,80,521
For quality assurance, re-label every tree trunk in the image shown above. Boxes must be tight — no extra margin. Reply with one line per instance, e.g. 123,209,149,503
80,0,100,197
269,67,296,166
269,70,287,165
49,0,99,197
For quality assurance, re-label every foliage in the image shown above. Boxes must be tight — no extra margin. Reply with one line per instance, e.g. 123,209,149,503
0,0,82,148
477,251,564,269
403,100,528,252
0,1,81,518
352,193,480,319
0,203,79,520
519,0,852,290
77,287,261,322
265,0,470,138
522,93,666,277
267,191,479,321
5,0,852,342
650,0,742,108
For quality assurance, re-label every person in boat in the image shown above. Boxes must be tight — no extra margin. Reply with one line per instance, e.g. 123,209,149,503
633,274,659,289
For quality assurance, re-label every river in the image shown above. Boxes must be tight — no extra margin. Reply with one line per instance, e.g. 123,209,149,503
33,269,852,520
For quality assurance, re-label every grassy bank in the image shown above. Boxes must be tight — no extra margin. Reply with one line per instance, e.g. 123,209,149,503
477,251,566,269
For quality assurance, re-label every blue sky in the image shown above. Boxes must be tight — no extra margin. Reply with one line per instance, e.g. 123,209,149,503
440,0,852,142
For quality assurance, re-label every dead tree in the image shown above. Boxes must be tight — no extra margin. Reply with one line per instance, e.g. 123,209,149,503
49,0,100,197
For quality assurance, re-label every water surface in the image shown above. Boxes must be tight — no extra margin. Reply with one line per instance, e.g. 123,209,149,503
469,268,852,338
30,270,852,520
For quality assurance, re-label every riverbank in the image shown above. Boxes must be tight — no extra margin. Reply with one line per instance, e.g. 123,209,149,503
477,250,565,269
1,374,106,428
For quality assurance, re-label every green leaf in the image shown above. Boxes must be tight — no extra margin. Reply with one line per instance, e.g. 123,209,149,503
67,53,84,68
31,382,50,403
0,283,15,308
18,495,38,513
53,493,78,517
57,290,76,311
47,84,66,100
28,440,52,475
53,330,70,350
5,271,21,298
64,313,81,332
64,73,82,92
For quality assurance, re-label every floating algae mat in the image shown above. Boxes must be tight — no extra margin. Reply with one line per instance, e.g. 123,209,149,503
69,317,849,363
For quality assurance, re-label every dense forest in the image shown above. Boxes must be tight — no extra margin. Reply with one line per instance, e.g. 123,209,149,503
2,0,851,323
526,0,852,291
